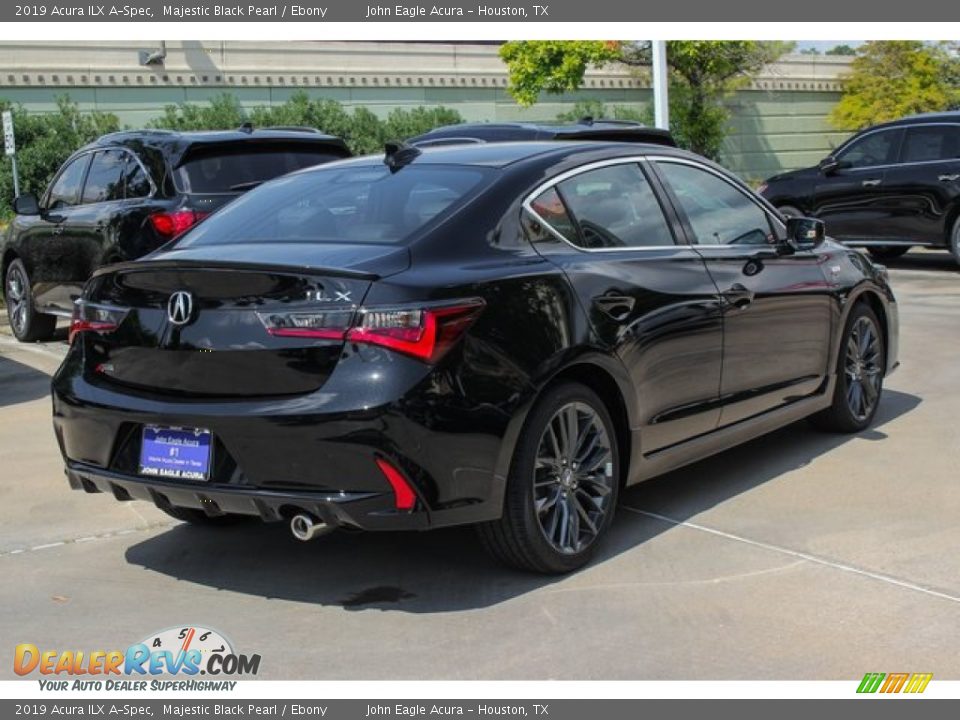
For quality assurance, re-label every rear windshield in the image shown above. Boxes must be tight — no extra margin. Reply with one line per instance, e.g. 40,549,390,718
175,146,345,193
175,164,493,247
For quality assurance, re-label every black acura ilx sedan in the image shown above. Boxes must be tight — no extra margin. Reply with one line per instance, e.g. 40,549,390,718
52,141,899,573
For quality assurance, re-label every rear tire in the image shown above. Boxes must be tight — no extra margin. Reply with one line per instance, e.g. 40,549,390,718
4,259,57,342
868,246,910,261
160,506,251,526
810,303,885,433
477,382,620,574
777,205,803,220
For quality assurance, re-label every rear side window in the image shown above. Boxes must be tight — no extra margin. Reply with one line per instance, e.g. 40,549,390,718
47,155,91,209
554,163,675,249
122,157,153,198
529,187,578,243
175,164,493,247
82,149,126,204
175,146,345,193
901,126,960,163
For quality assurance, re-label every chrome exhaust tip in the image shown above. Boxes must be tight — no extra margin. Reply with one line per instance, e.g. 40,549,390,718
290,513,330,542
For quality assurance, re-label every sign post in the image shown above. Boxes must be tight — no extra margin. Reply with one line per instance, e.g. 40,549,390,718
3,110,19,198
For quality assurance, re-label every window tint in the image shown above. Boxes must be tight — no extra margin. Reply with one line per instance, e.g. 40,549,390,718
658,162,774,246
901,126,960,163
176,147,344,193
81,150,125,204
836,129,901,168
529,187,578,243
554,163,674,249
175,164,492,247
122,157,152,198
47,155,90,209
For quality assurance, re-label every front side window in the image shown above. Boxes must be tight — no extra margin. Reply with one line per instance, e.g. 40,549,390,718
836,129,902,169
657,162,774,246
46,155,91,210
552,163,675,249
901,126,960,163
81,150,125,204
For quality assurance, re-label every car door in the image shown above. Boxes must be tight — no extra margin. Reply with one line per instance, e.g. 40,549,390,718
652,158,834,428
525,159,724,453
813,127,904,241
878,124,960,245
23,153,92,312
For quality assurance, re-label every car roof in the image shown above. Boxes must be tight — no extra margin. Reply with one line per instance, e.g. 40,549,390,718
299,140,699,174
84,127,351,167
864,111,960,131
407,120,676,148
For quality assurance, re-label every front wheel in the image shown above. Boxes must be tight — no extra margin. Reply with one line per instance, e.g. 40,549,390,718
4,258,57,342
477,382,620,574
811,303,885,433
950,217,960,266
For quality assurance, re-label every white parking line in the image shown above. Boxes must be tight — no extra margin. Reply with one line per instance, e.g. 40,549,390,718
0,521,176,559
622,506,960,606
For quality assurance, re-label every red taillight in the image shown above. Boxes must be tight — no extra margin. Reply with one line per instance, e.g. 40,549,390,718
69,301,129,345
149,210,208,237
257,299,484,363
375,457,417,511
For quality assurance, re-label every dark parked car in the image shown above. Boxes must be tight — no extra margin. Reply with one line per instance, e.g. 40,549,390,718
3,126,350,341
760,112,960,264
53,141,898,574
407,118,676,148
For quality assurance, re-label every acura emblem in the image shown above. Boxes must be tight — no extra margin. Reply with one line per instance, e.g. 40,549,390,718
167,291,194,326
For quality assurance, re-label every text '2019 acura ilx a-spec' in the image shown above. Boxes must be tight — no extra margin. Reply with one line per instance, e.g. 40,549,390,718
52,141,899,573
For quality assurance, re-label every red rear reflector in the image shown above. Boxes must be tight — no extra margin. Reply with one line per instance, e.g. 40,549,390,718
149,210,208,237
375,457,417,511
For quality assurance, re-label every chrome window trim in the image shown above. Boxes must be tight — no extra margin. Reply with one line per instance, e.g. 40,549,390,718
47,146,158,208
647,155,787,240
521,155,688,253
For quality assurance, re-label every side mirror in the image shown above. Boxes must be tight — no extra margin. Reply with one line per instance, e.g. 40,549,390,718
13,193,40,216
818,156,839,174
785,216,826,252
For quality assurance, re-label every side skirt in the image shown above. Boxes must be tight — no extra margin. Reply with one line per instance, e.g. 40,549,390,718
627,382,835,485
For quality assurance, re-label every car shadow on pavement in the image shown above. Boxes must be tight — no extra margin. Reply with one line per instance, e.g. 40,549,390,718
0,354,52,407
124,389,921,613
882,251,958,273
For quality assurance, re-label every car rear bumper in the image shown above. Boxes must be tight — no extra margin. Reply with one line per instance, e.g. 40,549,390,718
52,366,509,531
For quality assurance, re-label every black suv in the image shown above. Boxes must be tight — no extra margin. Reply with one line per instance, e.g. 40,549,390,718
760,112,960,264
407,118,676,148
2,126,350,341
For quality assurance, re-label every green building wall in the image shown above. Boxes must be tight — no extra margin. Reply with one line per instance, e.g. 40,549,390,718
0,84,848,183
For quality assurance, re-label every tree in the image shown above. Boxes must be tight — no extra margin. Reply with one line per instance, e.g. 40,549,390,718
826,44,857,56
555,100,652,124
830,41,960,130
800,47,821,55
499,40,791,159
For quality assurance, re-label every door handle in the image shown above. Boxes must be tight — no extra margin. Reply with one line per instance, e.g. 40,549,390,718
592,294,635,322
861,179,882,188
721,283,754,310
939,174,960,182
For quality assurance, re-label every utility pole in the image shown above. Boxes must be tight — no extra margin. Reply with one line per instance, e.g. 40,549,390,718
651,40,669,131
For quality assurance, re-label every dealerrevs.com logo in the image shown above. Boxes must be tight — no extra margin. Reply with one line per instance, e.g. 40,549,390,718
857,672,933,694
14,626,260,691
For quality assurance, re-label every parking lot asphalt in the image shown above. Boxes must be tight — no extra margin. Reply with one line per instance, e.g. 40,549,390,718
1,250,958,680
